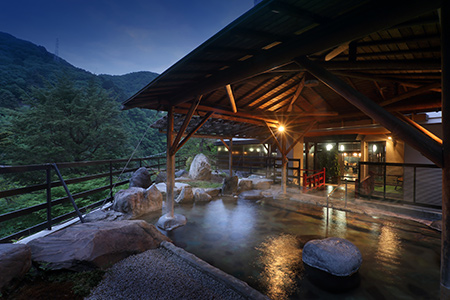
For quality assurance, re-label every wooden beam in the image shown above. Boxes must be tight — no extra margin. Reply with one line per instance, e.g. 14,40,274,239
170,95,202,155
175,112,214,153
166,106,175,218
225,84,238,113
219,138,231,151
394,112,442,145
325,42,350,61
296,56,443,167
287,76,305,112
380,82,441,107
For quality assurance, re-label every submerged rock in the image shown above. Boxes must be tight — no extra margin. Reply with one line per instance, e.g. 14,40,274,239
238,190,263,200
302,237,362,291
28,220,171,271
0,244,31,292
222,176,238,195
156,213,187,231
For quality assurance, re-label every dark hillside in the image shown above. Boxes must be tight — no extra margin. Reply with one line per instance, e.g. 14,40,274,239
0,32,165,162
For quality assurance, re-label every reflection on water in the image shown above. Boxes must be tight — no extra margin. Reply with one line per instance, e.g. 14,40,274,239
143,198,441,299
376,224,402,271
255,234,302,300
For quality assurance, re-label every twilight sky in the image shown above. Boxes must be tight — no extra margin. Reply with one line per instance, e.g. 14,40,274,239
0,0,254,75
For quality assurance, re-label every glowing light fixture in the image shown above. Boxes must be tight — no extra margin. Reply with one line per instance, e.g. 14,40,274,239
372,144,378,153
326,144,333,151
340,145,345,151
278,125,285,132
388,136,392,140
249,148,254,152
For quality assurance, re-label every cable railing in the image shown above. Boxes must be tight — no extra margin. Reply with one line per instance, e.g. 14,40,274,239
0,155,186,243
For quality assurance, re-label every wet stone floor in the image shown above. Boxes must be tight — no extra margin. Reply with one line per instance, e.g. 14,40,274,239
142,197,441,300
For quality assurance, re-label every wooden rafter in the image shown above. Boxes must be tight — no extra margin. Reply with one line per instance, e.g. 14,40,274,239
380,82,441,107
225,84,238,113
394,112,442,145
170,96,202,155
173,111,214,154
287,76,305,112
240,74,297,108
264,121,282,153
248,77,300,109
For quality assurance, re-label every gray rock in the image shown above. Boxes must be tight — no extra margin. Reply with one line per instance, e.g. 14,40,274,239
156,213,187,231
205,188,221,198
222,176,238,195
193,188,212,202
84,209,129,222
155,182,191,199
129,167,152,189
0,244,31,292
112,185,162,218
155,171,167,184
251,178,273,190
238,179,253,192
27,220,171,271
189,154,211,180
238,190,263,200
175,186,194,204
175,169,188,178
235,171,250,178
302,237,362,277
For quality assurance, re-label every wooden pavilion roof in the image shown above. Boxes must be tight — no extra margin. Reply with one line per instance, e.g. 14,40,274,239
122,0,443,139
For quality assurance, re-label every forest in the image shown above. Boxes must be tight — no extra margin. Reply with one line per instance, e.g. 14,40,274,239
0,31,217,240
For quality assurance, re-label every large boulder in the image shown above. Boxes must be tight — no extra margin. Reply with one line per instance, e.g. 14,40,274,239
155,182,191,198
0,244,31,292
84,209,129,222
250,178,273,190
193,188,212,202
238,179,253,192
112,185,162,218
129,167,152,189
205,188,221,198
302,237,362,291
175,186,194,204
222,176,238,195
28,221,171,271
154,171,167,184
189,154,211,180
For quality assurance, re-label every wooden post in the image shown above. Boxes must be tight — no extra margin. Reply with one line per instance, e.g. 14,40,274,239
281,132,287,194
441,3,450,299
167,106,175,218
229,138,233,176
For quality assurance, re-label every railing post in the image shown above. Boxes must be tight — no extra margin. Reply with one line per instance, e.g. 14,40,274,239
413,166,417,204
46,166,52,230
109,161,113,199
383,163,387,201
303,172,307,193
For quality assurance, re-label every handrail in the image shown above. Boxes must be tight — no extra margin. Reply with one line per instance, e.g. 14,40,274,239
302,167,326,193
0,154,187,243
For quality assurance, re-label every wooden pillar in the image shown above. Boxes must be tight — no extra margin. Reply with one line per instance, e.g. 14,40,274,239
166,105,175,218
441,3,450,299
229,138,233,176
281,132,287,194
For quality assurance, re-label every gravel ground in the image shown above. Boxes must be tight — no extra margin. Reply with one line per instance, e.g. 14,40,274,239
86,242,267,300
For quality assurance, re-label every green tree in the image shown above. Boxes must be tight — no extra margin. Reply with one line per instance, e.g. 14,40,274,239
3,75,128,164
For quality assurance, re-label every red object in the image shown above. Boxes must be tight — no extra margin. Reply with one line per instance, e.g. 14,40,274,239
303,167,326,193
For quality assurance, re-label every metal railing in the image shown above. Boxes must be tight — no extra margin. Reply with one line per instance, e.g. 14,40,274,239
0,155,186,243
356,161,441,208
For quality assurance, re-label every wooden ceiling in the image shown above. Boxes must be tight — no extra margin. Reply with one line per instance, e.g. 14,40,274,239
122,0,443,139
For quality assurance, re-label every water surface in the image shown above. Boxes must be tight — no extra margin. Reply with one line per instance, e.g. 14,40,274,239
143,198,440,299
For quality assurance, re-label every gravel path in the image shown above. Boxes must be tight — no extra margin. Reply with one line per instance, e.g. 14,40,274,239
86,242,268,300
